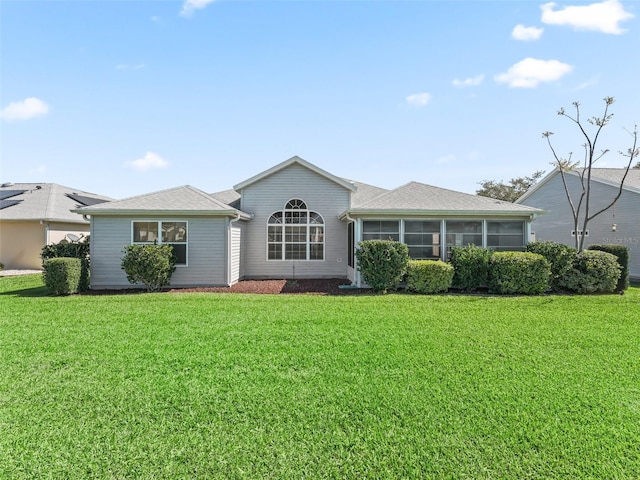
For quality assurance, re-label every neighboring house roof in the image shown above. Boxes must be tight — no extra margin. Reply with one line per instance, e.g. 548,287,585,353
233,156,357,192
73,185,251,218
517,167,640,203
345,181,543,217
0,183,112,223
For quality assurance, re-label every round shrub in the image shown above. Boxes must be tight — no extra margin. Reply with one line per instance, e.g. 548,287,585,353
450,244,492,291
588,244,629,293
563,250,621,294
488,251,551,295
406,260,454,294
526,241,576,292
355,240,409,293
121,244,177,292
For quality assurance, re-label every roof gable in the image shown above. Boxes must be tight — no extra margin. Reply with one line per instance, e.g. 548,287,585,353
517,167,640,203
234,156,357,192
350,181,542,215
74,185,249,217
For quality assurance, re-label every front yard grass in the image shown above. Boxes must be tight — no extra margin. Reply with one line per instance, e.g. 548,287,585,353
1,274,639,479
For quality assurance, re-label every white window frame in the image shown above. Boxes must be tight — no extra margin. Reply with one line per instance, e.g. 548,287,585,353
131,220,188,267
266,199,325,261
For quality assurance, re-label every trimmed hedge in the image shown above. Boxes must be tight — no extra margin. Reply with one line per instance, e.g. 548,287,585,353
355,240,409,293
588,244,629,293
121,244,177,292
41,237,91,291
450,244,492,291
43,258,83,295
488,251,551,295
563,250,621,294
526,241,575,292
406,260,454,294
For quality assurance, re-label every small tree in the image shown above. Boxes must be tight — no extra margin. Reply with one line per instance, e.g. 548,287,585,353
121,244,176,292
543,97,639,251
476,170,545,202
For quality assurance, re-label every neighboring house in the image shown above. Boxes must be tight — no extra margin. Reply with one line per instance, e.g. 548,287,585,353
74,156,543,289
517,168,640,279
0,183,112,269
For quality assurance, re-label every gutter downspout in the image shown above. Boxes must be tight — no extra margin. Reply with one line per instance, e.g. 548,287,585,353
344,213,360,287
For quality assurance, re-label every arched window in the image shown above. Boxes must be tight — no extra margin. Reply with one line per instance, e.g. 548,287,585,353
267,199,324,260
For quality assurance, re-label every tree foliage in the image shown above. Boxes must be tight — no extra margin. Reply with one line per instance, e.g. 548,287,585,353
476,170,545,202
542,97,639,251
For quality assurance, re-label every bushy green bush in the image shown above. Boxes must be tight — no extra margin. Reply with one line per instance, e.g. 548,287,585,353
121,244,177,292
450,244,492,291
43,258,83,295
355,240,409,293
526,241,576,292
588,244,629,293
488,252,551,295
406,260,454,294
41,236,91,291
563,250,621,294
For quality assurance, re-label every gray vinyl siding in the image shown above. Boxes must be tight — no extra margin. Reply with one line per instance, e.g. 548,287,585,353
239,163,351,279
90,215,229,289
522,173,640,278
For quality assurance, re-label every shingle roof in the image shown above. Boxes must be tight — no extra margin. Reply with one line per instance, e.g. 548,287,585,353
579,168,640,191
348,181,390,208
74,185,250,217
349,181,542,215
210,189,241,209
517,167,640,203
234,156,357,192
0,183,112,223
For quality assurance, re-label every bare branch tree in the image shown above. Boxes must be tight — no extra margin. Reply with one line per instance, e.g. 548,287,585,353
543,97,639,251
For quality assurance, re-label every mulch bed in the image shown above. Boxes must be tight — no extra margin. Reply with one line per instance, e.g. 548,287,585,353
169,278,370,295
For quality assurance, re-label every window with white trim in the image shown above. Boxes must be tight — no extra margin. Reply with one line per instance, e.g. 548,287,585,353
132,221,188,265
267,200,324,260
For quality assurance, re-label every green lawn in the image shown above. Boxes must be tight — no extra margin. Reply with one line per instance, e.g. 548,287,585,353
1,274,639,479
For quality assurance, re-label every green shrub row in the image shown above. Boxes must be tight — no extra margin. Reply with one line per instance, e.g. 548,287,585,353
356,240,626,295
43,258,83,295
527,241,625,294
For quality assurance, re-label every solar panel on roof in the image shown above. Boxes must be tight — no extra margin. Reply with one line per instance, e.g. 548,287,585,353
0,190,27,201
0,199,23,210
66,193,109,206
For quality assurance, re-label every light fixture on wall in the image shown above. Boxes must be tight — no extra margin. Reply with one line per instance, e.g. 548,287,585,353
612,224,617,232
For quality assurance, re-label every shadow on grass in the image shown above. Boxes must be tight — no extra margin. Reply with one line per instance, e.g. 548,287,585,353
0,286,50,297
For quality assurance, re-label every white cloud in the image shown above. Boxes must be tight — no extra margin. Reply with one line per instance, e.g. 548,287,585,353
180,0,216,17
495,58,573,88
29,165,47,176
512,24,544,41
452,74,484,87
126,152,169,171
0,97,50,121
405,92,431,107
541,0,634,34
435,154,456,165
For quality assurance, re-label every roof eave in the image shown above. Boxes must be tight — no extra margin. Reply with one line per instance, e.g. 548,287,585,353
70,208,249,217
343,209,543,218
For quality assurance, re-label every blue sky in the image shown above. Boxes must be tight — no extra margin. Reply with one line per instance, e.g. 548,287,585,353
1,0,638,199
